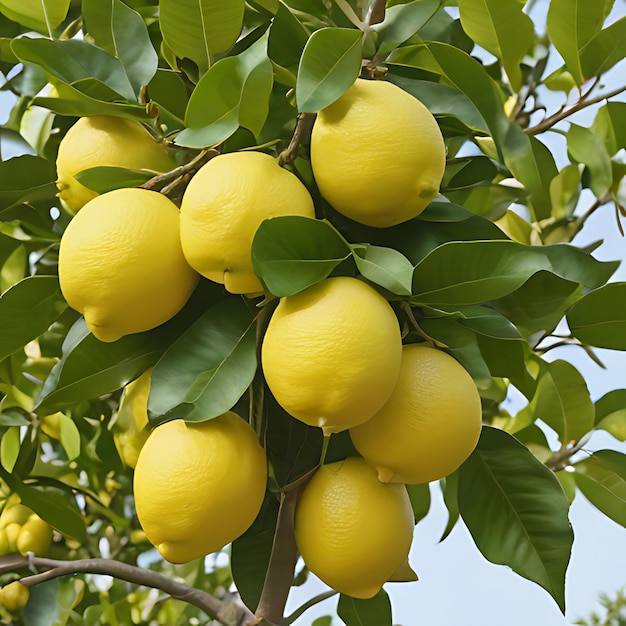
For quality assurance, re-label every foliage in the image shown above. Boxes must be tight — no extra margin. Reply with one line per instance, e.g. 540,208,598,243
0,0,625,625
576,587,626,626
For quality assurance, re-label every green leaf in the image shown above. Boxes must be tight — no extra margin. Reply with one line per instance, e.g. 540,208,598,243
458,0,534,90
0,155,57,206
296,27,363,113
574,450,626,527
0,0,70,35
580,16,626,79
268,2,309,72
458,426,573,612
549,164,581,220
12,37,136,102
58,413,81,461
567,123,612,199
252,216,351,297
524,359,594,445
159,0,245,75
440,471,459,541
406,482,431,524
547,0,614,84
0,427,20,472
0,276,67,363
593,102,626,156
178,35,273,148
337,589,392,626
373,0,439,55
350,244,413,296
147,297,257,426
82,0,158,97
595,389,626,441
23,580,60,626
567,282,626,350
411,240,616,306
74,166,155,193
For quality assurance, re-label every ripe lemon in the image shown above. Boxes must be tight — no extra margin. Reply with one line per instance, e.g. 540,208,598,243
58,188,199,342
16,514,53,556
294,457,414,599
180,151,315,295
0,581,30,611
133,411,267,564
260,276,402,435
310,79,446,228
350,344,482,484
56,115,175,213
113,369,151,468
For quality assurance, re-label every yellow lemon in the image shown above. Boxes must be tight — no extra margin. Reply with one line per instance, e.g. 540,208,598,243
56,115,175,213
58,188,199,342
0,581,30,612
261,276,402,435
0,503,32,529
350,344,482,484
294,457,414,599
180,151,315,295
16,514,53,556
310,78,446,227
4,524,21,552
113,369,152,468
133,411,267,564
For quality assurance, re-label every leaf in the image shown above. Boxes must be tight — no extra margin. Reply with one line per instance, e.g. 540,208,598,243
580,16,626,79
440,471,459,541
411,240,616,306
405,482,431,524
458,426,573,612
373,0,439,55
337,590,392,626
0,155,57,206
458,0,534,90
74,166,155,193
159,0,245,75
567,123,612,199
524,359,594,445
268,2,309,71
0,276,67,362
0,427,20,472
0,0,70,35
58,413,80,461
350,244,413,296
567,282,626,350
296,27,363,113
252,216,351,297
547,0,614,84
593,101,626,156
12,37,136,102
147,297,257,426
574,450,626,527
177,35,273,148
82,0,158,97
595,389,626,441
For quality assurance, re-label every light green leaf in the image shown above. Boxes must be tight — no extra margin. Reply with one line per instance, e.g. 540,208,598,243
567,282,626,350
574,450,626,527
549,164,581,220
296,27,363,113
406,482,431,524
0,0,70,35
0,427,20,472
547,0,614,84
594,389,626,441
159,0,245,75
593,102,626,156
580,16,626,79
58,413,80,461
147,297,258,426
0,276,67,363
458,0,534,91
459,426,573,612
337,590,392,626
567,123,612,199
350,244,413,296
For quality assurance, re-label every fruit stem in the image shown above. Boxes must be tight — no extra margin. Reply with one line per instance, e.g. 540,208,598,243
319,434,331,466
280,590,338,625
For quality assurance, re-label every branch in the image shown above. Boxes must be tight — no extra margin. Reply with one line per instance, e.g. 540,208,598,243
545,442,588,471
277,113,316,167
2,554,253,626
140,148,218,192
525,84,626,135
281,590,338,625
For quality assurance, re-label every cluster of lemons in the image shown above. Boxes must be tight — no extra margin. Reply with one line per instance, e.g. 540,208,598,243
55,79,483,599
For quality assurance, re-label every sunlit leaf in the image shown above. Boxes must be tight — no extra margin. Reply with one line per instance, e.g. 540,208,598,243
580,16,626,79
0,0,70,35
595,389,626,441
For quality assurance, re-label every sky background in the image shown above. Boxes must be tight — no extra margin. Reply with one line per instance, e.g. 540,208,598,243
1,1,626,625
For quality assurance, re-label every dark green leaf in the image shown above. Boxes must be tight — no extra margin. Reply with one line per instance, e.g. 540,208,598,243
0,155,57,206
580,16,626,79
406,482,431,524
458,426,573,612
0,276,67,363
595,389,626,441
147,69,188,126
252,216,351,297
574,450,626,527
268,2,309,72
74,166,155,193
23,580,60,626
296,27,362,113
350,244,413,296
147,297,257,426
159,0,245,75
440,471,459,541
567,282,626,350
337,589,392,626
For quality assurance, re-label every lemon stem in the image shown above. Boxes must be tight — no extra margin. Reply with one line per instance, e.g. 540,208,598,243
319,434,331,466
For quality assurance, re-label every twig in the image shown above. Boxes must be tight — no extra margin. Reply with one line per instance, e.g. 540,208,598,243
568,193,613,241
281,590,338,625
2,554,253,626
277,113,316,167
525,85,626,135
140,149,218,192
545,442,584,471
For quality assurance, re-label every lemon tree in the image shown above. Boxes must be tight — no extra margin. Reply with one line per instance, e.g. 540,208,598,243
0,2,625,626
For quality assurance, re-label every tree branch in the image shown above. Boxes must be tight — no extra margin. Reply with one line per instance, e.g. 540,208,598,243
568,193,613,241
281,590,338,625
140,148,218,192
277,113,316,167
1,554,253,626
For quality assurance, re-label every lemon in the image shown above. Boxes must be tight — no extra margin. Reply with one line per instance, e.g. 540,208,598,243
133,411,267,564
350,344,482,484
261,276,402,435
113,369,151,468
310,79,446,228
294,457,414,599
16,514,53,556
0,503,32,528
0,581,30,611
180,151,315,295
56,115,175,213
58,188,199,342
